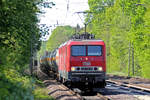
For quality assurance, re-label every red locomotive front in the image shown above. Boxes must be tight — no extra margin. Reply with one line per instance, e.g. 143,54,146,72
57,39,106,88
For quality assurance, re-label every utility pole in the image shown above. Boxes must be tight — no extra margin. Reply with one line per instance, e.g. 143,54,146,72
128,42,131,76
75,27,77,34
85,23,87,34
30,36,33,76
132,43,134,76
108,26,110,69
105,24,110,69
84,23,88,39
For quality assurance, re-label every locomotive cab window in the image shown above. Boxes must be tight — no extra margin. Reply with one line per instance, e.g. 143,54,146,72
71,46,86,56
71,45,102,56
87,46,102,56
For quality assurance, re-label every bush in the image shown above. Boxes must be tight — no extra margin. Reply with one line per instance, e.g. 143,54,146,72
0,68,34,100
0,68,54,100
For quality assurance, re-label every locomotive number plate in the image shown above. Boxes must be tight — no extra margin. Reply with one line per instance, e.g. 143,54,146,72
83,62,91,66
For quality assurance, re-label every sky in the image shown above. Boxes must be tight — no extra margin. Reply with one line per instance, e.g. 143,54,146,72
39,0,89,39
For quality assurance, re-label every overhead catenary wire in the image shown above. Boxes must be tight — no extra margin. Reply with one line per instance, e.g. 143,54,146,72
62,0,70,25
43,0,88,28
61,0,89,26
75,11,92,25
69,13,82,27
67,0,69,11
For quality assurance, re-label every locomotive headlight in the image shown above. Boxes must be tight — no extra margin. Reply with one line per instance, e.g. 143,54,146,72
98,67,103,71
71,67,76,71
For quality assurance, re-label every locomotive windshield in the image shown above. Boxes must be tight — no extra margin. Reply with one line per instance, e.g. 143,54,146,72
71,45,102,56
88,46,102,56
71,46,86,56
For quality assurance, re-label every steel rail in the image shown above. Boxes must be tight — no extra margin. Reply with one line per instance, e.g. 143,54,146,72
60,84,84,100
70,87,110,100
97,93,110,100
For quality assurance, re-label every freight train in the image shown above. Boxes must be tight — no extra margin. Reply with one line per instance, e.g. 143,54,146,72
40,33,106,90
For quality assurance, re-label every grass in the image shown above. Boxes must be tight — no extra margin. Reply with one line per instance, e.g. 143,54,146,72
33,78,55,100
33,87,54,100
107,71,128,76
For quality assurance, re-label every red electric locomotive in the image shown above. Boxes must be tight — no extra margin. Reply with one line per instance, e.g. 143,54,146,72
40,33,106,89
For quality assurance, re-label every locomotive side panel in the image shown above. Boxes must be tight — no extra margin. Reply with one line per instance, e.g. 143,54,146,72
58,44,69,79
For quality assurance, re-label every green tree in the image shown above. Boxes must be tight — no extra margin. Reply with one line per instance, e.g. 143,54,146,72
0,0,41,69
0,0,55,99
46,26,75,51
86,0,150,78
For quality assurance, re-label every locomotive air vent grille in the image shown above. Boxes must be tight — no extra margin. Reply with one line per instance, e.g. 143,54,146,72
72,66,102,71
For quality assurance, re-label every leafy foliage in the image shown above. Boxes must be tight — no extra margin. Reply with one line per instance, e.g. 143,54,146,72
0,68,34,100
0,0,54,99
0,68,54,100
87,0,150,78
0,0,41,69
46,26,75,51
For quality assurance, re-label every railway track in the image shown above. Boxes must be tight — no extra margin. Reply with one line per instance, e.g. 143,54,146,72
81,93,109,100
40,70,150,100
60,85,83,100
71,79,150,100
106,80,150,93
44,78,150,100
71,87,109,100
44,79,109,100
102,80,150,100
37,69,109,100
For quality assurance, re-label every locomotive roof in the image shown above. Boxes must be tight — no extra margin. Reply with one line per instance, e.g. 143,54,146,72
70,39,103,42
58,39,104,48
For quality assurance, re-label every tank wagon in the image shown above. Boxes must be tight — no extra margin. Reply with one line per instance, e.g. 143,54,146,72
40,33,106,89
